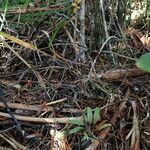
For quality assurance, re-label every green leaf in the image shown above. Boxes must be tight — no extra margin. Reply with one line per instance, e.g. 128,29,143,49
136,53,150,73
83,114,88,123
4,0,8,16
81,132,91,141
86,107,93,124
69,119,84,126
93,107,101,124
49,19,66,47
69,126,83,134
98,123,111,130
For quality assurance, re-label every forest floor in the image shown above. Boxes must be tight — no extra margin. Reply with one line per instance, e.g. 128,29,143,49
0,2,150,150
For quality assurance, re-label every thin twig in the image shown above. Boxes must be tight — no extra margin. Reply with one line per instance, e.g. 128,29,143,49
79,0,86,62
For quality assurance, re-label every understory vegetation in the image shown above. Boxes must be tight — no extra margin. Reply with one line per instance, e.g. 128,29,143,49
0,0,149,149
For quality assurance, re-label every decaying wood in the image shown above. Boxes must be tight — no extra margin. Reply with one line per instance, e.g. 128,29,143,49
92,68,146,80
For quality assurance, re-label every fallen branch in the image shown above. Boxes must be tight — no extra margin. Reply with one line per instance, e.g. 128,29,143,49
92,68,146,80
0,102,82,113
0,112,81,124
